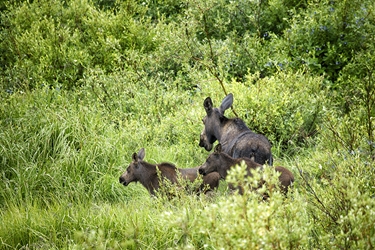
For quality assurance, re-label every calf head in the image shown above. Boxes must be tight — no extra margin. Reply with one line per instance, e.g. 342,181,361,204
199,93,233,151
119,148,146,186
199,144,224,177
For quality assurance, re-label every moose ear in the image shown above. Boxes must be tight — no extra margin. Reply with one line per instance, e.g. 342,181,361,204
132,152,138,162
138,148,145,161
219,93,233,115
214,144,222,153
203,97,213,115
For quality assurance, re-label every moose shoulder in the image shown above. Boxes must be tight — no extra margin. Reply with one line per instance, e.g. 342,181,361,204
199,93,273,165
199,144,294,196
119,148,220,196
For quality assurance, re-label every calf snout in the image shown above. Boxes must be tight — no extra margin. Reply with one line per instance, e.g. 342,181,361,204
119,176,128,186
198,167,206,176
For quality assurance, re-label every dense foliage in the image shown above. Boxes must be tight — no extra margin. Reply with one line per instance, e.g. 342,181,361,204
1,0,374,249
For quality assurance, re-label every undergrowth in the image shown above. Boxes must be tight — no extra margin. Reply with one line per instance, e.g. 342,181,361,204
1,0,375,248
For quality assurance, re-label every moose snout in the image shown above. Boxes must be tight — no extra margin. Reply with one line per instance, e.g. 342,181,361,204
199,135,206,148
199,132,213,151
119,176,128,186
199,133,205,147
198,167,206,176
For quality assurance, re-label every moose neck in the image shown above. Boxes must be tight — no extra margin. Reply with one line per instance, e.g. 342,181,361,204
215,118,236,143
219,118,250,152
138,162,159,194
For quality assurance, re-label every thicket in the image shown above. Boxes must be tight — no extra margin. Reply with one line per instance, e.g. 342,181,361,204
1,0,374,249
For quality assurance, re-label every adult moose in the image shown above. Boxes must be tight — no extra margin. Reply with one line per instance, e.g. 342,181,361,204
199,93,273,165
199,144,294,195
119,148,220,196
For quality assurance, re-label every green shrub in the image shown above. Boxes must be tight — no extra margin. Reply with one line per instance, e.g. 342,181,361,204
331,45,375,157
154,165,309,249
296,149,375,248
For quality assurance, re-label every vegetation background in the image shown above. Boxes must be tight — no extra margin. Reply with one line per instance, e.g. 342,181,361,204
1,0,374,249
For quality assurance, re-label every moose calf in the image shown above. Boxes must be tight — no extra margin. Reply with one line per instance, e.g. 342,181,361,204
199,144,294,196
119,148,220,196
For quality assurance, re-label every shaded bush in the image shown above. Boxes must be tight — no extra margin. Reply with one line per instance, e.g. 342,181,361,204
284,0,375,81
0,0,153,90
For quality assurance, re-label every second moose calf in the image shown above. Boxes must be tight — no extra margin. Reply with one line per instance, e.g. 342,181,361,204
199,144,294,196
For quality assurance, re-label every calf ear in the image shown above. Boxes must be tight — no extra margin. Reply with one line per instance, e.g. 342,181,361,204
219,93,233,115
214,144,222,153
138,148,145,161
204,97,213,115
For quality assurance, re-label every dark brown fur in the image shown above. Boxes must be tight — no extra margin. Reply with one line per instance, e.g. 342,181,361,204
199,93,273,165
199,144,294,195
119,148,220,196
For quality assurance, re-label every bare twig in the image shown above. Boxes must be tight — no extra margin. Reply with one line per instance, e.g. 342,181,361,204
187,1,239,117
296,164,339,225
